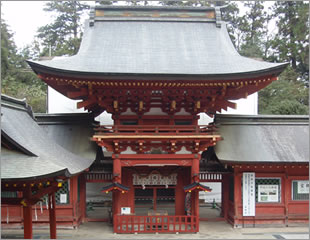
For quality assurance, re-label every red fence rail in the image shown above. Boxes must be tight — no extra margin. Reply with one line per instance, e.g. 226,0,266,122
114,215,199,233
95,125,218,136
85,172,113,182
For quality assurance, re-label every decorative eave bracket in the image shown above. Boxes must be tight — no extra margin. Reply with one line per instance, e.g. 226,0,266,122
184,182,212,193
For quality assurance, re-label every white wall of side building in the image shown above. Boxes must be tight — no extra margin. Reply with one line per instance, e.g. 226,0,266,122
47,87,113,125
198,92,258,125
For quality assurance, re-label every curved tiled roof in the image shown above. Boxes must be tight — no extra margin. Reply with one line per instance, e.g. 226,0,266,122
27,6,287,79
1,95,94,181
35,113,98,161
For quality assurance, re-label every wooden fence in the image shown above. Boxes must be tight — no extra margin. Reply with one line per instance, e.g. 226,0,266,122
114,215,199,233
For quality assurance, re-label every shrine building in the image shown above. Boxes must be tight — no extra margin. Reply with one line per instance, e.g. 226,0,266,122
2,5,309,235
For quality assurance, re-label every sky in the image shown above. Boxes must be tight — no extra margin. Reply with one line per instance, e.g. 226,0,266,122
1,1,275,51
2,1,52,50
1,1,95,50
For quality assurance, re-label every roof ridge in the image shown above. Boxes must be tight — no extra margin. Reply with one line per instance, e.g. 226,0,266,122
215,113,309,118
1,94,27,106
1,94,35,119
214,114,309,124
35,112,97,125
95,5,216,11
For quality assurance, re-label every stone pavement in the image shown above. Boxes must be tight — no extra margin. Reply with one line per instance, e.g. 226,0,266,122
1,221,309,239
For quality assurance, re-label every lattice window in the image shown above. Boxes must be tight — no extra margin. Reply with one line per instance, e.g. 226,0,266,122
255,178,281,203
55,180,70,204
2,191,17,198
292,180,309,201
40,180,70,205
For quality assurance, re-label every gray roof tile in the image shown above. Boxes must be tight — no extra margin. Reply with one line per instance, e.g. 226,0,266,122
214,114,309,163
35,113,98,160
27,19,287,77
1,96,94,181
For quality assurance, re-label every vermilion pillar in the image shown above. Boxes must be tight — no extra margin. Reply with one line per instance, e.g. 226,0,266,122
233,171,241,227
80,174,87,221
222,174,229,220
284,174,290,226
113,191,120,232
175,168,186,215
49,192,57,239
23,186,33,239
113,157,121,183
113,157,121,232
191,156,200,216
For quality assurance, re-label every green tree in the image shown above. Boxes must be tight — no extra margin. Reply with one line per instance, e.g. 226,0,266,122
1,19,47,112
270,1,309,83
36,1,89,57
258,67,309,115
257,1,309,115
220,2,242,50
1,19,18,79
97,1,117,4
160,0,211,7
238,1,268,58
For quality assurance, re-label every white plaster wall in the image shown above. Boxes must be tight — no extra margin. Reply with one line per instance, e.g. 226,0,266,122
47,86,113,125
221,92,258,115
48,87,86,114
198,93,258,125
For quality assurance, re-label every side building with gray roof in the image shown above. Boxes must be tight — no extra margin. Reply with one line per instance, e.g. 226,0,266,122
1,95,95,181
210,113,309,228
214,114,309,164
1,95,98,229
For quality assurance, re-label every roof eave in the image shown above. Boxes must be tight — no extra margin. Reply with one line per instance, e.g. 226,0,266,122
27,60,289,81
218,159,309,164
1,168,72,183
1,130,37,157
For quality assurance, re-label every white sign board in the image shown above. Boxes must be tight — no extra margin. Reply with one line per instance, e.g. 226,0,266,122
297,181,309,194
258,185,278,202
121,207,131,215
242,172,255,216
60,194,67,204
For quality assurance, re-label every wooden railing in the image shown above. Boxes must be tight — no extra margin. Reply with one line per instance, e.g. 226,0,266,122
85,172,113,182
199,172,223,182
95,125,217,136
115,215,199,233
85,172,224,183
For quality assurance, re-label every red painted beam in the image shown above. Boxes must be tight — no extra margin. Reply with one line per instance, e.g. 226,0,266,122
26,185,59,205
67,88,88,98
114,154,197,159
120,159,192,167
1,198,23,205
77,98,97,109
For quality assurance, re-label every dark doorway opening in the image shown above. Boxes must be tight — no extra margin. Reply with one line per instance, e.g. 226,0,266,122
134,187,175,216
